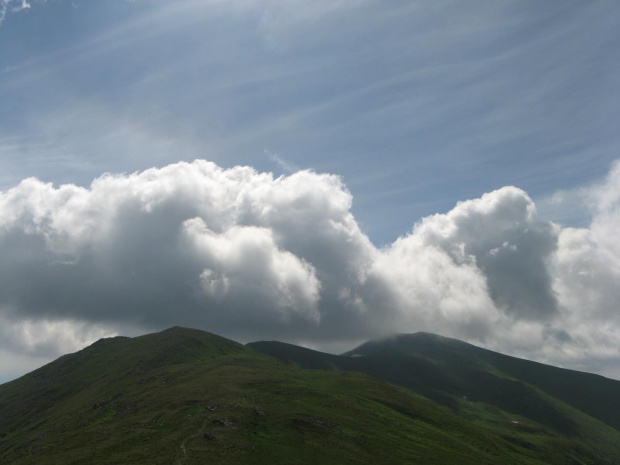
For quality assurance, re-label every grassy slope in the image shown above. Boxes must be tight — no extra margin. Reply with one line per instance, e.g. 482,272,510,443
248,334,620,464
347,332,620,431
1,327,618,464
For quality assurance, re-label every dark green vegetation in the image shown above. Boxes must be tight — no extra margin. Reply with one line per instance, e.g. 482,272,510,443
250,333,620,463
1,328,619,464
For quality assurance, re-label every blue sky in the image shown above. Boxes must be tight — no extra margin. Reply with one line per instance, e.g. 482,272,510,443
2,0,617,240
0,0,619,382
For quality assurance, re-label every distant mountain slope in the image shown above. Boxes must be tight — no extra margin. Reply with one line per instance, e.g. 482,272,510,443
249,332,620,462
343,332,620,431
2,327,620,464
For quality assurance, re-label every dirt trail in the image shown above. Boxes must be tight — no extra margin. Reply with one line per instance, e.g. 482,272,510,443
175,396,246,464
175,418,209,465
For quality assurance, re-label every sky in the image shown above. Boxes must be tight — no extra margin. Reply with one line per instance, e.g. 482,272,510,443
0,0,619,383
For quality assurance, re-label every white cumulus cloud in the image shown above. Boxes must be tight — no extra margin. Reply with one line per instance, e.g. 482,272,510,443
1,159,620,380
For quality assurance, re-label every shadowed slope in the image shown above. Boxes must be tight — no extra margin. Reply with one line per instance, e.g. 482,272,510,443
249,332,620,463
346,332,620,431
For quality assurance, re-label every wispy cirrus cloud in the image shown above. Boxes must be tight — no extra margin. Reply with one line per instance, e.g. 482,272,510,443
0,0,33,24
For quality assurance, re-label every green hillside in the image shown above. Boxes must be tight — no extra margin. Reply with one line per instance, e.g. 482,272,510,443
1,327,619,464
249,333,620,463
346,332,620,431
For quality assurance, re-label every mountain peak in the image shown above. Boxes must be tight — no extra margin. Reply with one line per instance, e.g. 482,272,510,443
342,331,464,357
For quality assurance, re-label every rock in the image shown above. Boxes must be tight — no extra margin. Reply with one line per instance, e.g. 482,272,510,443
291,415,333,432
210,418,233,427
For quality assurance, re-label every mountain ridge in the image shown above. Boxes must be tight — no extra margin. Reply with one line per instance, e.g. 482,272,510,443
249,331,620,433
2,327,619,464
